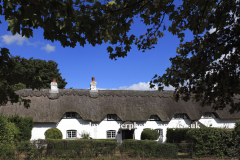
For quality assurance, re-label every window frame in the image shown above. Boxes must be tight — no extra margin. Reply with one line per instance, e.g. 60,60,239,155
107,114,121,121
202,112,213,119
66,130,77,139
62,112,82,119
66,112,75,118
106,130,116,139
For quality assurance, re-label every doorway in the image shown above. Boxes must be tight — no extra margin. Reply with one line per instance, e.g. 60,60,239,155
122,130,134,140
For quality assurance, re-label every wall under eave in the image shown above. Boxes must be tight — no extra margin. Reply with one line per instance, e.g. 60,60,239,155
30,117,239,142
199,118,237,128
31,123,56,140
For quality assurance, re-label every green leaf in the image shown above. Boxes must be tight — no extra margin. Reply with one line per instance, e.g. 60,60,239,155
107,46,113,53
6,1,13,9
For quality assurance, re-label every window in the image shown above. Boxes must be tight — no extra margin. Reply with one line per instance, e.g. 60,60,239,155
107,114,117,121
148,115,160,121
202,112,213,118
67,130,77,139
62,112,82,119
174,114,187,119
155,129,163,137
106,130,116,139
66,112,75,118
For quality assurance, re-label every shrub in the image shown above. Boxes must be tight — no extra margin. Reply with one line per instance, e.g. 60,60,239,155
8,114,33,142
166,128,193,143
186,127,232,157
120,139,178,159
44,128,62,139
141,129,159,140
16,140,43,159
227,119,240,157
80,130,90,139
0,114,19,159
47,139,117,158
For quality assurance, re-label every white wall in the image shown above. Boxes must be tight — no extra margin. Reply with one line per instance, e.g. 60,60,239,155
92,119,122,141
56,117,122,140
31,116,239,142
57,118,91,139
31,123,56,140
199,117,236,128
132,118,192,142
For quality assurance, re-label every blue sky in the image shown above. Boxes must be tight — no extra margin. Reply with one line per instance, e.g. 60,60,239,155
0,0,194,90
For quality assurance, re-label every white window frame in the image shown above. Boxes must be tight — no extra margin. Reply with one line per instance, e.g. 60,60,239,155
106,130,116,139
202,112,213,119
148,115,160,121
66,130,77,139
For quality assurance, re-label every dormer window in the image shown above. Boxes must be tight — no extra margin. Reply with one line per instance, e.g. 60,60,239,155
107,114,121,121
107,114,117,121
67,112,75,118
62,112,82,119
148,115,160,121
174,113,187,119
202,112,214,118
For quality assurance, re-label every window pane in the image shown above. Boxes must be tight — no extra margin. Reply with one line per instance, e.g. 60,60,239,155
66,113,71,118
72,131,76,138
67,131,71,138
180,114,184,118
112,131,115,137
107,130,115,139
67,130,77,138
72,112,76,118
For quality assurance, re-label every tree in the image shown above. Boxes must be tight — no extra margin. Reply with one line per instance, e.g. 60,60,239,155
149,0,240,113
0,0,239,112
9,55,67,89
11,83,27,92
0,54,67,108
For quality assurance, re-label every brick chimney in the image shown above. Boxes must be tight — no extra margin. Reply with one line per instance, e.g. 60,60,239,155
90,77,97,92
49,78,59,93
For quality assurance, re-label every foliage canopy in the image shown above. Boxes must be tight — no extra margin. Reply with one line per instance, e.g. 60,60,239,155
0,53,67,108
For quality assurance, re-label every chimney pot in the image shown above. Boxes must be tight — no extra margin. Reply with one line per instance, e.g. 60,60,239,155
90,77,97,91
49,78,59,93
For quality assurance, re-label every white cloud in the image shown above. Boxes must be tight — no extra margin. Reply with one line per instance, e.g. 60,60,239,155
1,34,27,45
119,82,157,90
97,82,175,91
0,33,48,49
41,44,55,53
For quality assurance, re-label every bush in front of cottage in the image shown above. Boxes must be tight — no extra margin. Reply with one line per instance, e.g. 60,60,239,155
0,114,19,159
44,128,63,139
141,129,159,140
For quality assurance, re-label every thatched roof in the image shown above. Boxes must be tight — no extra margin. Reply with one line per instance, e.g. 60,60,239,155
0,89,240,123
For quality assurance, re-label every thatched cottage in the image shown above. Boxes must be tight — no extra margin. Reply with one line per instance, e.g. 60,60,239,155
1,77,240,142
